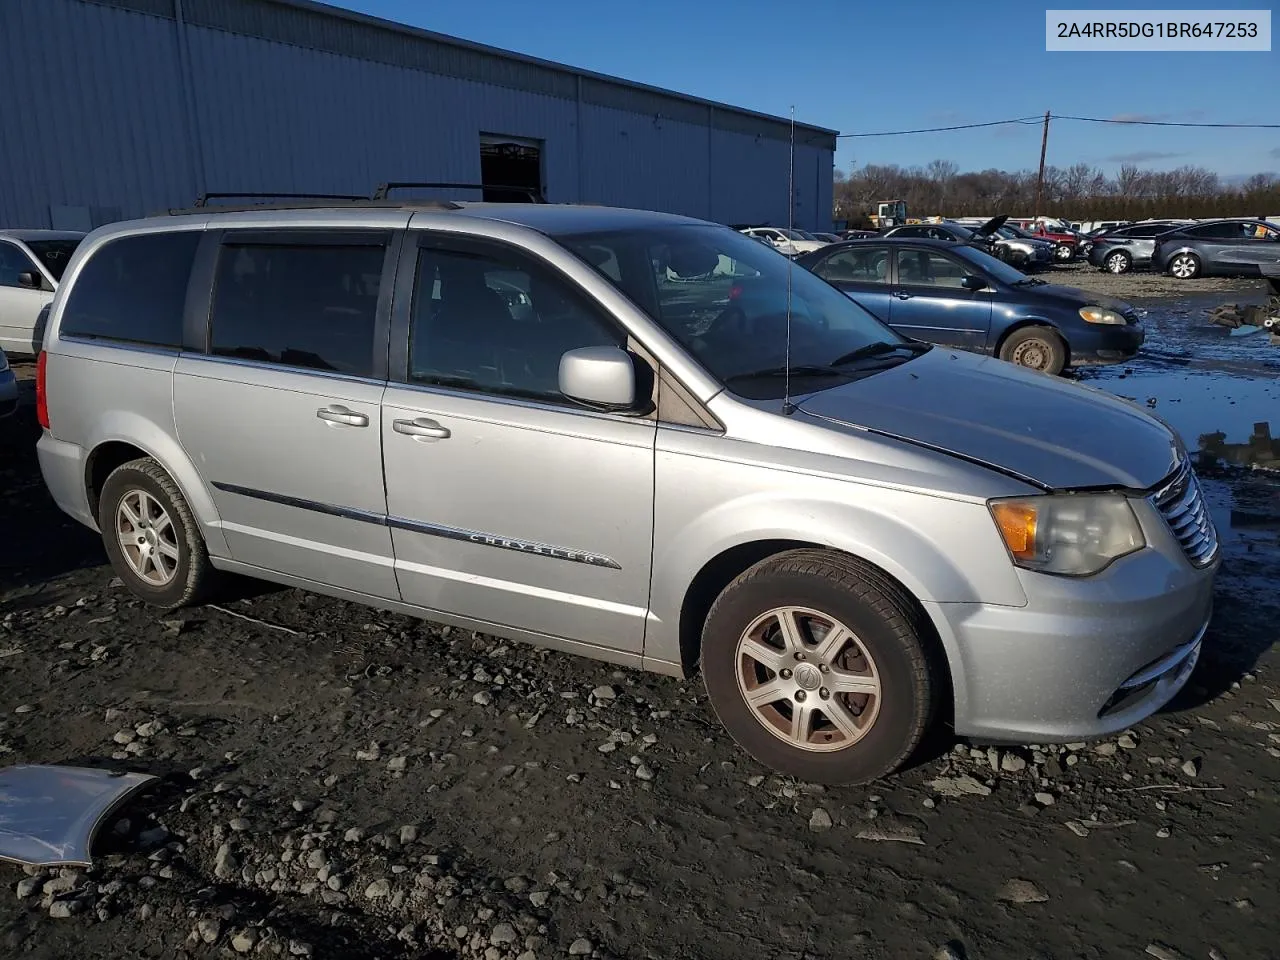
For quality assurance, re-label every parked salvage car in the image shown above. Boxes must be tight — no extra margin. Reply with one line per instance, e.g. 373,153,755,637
37,202,1212,785
796,238,1143,375
737,226,827,257
882,217,1003,257
0,346,16,419
1088,221,1182,274
1007,219,1080,261
984,223,1057,270
0,230,86,357
1152,219,1280,279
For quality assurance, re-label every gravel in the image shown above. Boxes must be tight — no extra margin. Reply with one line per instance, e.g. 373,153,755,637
1,345,1278,960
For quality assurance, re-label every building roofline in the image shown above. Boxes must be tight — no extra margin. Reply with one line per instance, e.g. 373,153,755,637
276,0,839,137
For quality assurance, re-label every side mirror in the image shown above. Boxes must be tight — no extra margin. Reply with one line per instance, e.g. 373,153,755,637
961,274,988,291
17,271,43,290
559,345,636,410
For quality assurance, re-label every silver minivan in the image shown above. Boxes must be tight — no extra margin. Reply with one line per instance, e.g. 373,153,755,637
36,202,1218,784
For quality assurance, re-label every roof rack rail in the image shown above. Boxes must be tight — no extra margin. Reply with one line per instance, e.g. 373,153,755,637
372,181,546,203
193,191,367,207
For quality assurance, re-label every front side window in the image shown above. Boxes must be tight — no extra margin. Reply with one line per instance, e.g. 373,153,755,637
1187,222,1242,239
895,249,970,288
25,239,82,281
408,243,624,404
557,224,912,400
0,242,36,288
209,240,385,378
815,246,889,284
60,231,200,347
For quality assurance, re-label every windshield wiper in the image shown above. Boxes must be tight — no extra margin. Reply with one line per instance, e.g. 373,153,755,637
828,341,930,367
724,364,851,382
1011,277,1048,286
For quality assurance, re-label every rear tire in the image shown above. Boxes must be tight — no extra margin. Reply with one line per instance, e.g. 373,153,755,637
98,458,214,609
1169,252,1201,279
1104,250,1132,274
701,549,941,785
1054,244,1073,261
999,326,1067,375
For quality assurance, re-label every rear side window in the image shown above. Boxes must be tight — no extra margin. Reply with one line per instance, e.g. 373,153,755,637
209,240,386,378
60,232,199,347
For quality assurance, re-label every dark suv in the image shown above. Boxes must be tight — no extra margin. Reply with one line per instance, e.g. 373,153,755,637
1087,221,1183,274
1152,219,1280,279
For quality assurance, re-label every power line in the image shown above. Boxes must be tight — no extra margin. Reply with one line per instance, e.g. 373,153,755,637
1055,114,1280,129
837,113,1280,138
838,117,1040,138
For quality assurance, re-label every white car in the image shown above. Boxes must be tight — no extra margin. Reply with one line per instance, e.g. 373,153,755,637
0,230,86,357
738,227,829,257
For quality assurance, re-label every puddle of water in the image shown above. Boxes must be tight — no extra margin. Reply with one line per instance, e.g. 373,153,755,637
1090,367,1280,454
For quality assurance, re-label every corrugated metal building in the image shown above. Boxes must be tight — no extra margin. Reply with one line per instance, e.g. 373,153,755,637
0,0,837,230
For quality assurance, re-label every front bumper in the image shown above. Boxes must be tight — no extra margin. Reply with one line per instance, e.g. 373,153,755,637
926,505,1218,743
0,367,16,418
1069,322,1145,363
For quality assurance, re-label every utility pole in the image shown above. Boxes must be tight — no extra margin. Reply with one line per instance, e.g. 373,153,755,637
1033,110,1051,220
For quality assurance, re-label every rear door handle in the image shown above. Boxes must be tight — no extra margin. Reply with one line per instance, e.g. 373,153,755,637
316,405,369,427
893,291,913,300
393,417,451,441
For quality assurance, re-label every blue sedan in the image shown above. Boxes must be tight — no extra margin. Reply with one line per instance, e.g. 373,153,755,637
795,238,1144,375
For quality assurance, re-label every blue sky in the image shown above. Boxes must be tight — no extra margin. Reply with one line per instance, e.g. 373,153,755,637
336,0,1278,177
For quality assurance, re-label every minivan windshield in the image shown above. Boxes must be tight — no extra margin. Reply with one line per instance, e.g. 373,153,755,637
25,239,82,281
557,224,921,399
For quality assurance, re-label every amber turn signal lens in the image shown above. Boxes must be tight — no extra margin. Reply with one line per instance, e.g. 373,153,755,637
990,501,1038,560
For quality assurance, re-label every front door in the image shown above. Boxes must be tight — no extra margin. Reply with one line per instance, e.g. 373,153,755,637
172,229,400,599
888,247,993,351
0,240,51,356
380,232,656,654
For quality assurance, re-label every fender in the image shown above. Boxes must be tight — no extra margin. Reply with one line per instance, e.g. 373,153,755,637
644,487,1028,667
83,410,230,558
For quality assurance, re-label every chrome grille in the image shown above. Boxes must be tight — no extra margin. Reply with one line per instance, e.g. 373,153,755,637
1151,460,1219,567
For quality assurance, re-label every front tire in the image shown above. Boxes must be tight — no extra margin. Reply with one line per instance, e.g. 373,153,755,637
999,325,1067,375
1054,244,1073,261
98,457,214,609
1169,252,1201,279
701,550,941,785
1104,250,1132,274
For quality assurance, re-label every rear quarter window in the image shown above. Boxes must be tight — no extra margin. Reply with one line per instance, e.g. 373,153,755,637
59,231,200,348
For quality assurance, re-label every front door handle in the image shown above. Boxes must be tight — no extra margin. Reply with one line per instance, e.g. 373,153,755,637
893,291,913,300
316,405,369,427
393,417,451,441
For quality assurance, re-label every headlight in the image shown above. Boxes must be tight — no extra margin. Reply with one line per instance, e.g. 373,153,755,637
1079,305,1126,325
989,494,1145,576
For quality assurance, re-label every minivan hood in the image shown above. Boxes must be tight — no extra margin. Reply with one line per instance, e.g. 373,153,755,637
796,349,1179,490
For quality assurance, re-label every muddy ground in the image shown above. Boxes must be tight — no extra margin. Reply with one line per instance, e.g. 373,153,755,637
2,268,1279,960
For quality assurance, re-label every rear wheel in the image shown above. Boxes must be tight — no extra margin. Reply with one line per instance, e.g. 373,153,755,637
1169,252,1201,279
701,549,941,785
1104,250,1132,274
999,326,1067,375
98,458,214,609
1054,244,1073,261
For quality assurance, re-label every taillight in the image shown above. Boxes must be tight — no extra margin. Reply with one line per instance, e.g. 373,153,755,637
729,284,743,300
36,350,49,430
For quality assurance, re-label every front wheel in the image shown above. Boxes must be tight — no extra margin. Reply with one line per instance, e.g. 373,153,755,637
999,326,1067,375
1104,250,1132,274
701,550,941,785
1169,252,1201,279
1054,244,1073,261
98,457,215,609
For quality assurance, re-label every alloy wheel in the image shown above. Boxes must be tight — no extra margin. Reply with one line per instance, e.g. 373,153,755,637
115,488,180,586
734,606,881,753
1171,255,1198,279
1106,252,1129,274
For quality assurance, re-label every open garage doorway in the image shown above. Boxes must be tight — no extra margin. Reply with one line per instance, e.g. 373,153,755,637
479,135,544,202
